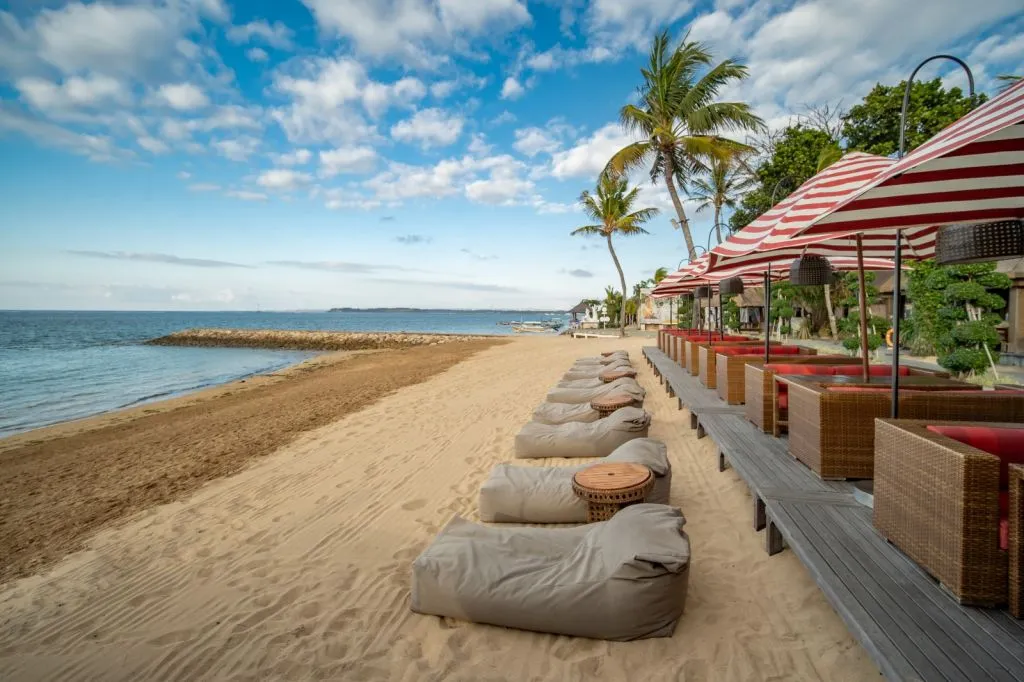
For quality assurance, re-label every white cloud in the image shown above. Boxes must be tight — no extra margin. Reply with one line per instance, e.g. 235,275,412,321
363,77,427,117
257,168,314,191
16,74,130,114
364,152,536,207
213,136,260,161
246,47,269,62
0,105,130,162
137,135,170,154
177,171,191,179
225,190,268,202
391,108,464,148
490,110,516,125
550,123,633,179
525,44,614,71
467,132,491,155
271,56,420,143
429,73,488,99
271,148,312,166
584,0,695,52
465,174,533,205
319,146,378,176
152,82,209,111
227,19,294,49
300,0,529,60
512,120,576,157
188,182,221,191
500,77,525,100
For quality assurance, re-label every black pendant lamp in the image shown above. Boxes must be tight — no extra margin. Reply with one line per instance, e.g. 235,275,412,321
694,286,711,299
789,254,834,286
935,220,1024,265
719,276,745,295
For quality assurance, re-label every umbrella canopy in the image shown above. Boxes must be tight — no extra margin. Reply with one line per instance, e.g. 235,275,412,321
699,152,937,275
652,256,899,295
787,78,1024,240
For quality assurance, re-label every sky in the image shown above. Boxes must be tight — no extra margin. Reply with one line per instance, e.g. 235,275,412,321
0,0,1022,311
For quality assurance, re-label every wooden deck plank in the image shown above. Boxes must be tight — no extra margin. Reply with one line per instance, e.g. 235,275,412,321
769,501,953,682
795,502,1022,681
829,500,1024,674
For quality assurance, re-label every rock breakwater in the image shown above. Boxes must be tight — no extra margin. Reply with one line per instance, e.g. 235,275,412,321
147,328,496,351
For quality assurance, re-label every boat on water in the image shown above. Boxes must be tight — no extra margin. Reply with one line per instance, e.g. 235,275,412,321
511,321,557,333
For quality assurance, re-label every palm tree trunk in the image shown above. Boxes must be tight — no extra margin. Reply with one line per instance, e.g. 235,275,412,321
662,155,696,260
824,284,838,339
606,233,628,338
714,205,722,244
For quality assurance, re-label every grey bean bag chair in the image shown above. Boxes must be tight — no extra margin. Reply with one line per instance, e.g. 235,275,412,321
480,439,672,523
531,402,601,425
574,356,629,367
557,376,604,389
575,351,629,364
546,377,645,405
411,504,690,640
515,406,651,458
562,361,632,380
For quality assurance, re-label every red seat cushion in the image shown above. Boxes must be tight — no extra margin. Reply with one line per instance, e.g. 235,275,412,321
770,346,804,355
831,365,911,377
716,345,765,355
927,425,1024,489
767,364,832,375
777,387,788,410
826,387,890,392
999,492,1010,551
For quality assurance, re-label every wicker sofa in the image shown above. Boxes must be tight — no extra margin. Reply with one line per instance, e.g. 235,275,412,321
698,344,815,389
719,355,852,405
787,383,1024,480
874,419,1024,616
744,362,945,434
667,333,749,367
686,339,776,376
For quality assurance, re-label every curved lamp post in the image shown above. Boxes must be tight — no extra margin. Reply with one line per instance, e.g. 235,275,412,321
890,55,975,418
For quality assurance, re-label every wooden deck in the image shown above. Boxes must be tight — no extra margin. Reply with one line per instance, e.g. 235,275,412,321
642,347,744,432
643,346,1024,681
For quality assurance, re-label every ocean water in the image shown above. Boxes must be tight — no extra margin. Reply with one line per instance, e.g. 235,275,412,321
0,310,562,438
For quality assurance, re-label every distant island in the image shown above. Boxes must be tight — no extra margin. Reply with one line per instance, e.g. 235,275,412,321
327,308,566,314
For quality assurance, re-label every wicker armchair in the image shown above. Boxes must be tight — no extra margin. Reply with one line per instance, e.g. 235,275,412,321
719,355,849,405
787,385,1024,480
743,362,946,433
874,419,1024,614
672,334,748,369
687,339,778,377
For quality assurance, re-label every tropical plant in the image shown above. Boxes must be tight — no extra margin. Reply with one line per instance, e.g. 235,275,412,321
572,174,659,336
905,260,1010,376
997,75,1022,92
842,78,982,156
606,30,764,259
687,154,755,243
653,267,669,284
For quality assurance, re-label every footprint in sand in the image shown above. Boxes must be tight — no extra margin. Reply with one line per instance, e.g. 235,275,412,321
401,498,426,511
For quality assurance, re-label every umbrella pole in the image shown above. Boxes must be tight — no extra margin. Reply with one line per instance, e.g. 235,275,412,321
763,271,771,362
719,287,724,336
856,235,871,382
707,280,712,344
891,238,903,418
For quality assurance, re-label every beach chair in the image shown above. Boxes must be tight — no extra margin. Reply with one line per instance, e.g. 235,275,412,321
479,439,671,523
515,406,651,458
411,504,690,640
545,377,644,405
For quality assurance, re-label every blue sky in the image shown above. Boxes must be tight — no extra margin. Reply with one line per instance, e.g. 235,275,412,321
1,0,1022,311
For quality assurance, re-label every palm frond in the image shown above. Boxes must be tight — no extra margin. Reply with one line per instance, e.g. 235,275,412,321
604,141,653,178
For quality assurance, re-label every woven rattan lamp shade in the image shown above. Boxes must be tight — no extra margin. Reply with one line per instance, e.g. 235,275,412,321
789,254,834,286
694,286,711,298
719,276,745,295
935,220,1024,265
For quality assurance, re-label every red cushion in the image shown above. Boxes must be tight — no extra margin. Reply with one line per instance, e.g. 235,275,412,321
831,365,911,377
716,345,765,355
767,364,832,375
927,425,1024,490
777,388,788,410
770,346,804,355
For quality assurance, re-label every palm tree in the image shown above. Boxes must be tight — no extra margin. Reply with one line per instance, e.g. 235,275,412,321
653,266,669,284
687,155,756,243
573,175,659,337
997,74,1021,92
606,31,764,259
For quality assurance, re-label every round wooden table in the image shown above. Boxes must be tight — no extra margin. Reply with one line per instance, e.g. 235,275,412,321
572,462,654,522
599,368,637,383
590,393,637,417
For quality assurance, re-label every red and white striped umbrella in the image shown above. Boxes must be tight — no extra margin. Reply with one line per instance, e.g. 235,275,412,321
782,78,1024,240
652,255,899,296
700,152,938,274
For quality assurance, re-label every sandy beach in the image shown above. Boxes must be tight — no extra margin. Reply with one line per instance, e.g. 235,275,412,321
0,336,878,681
